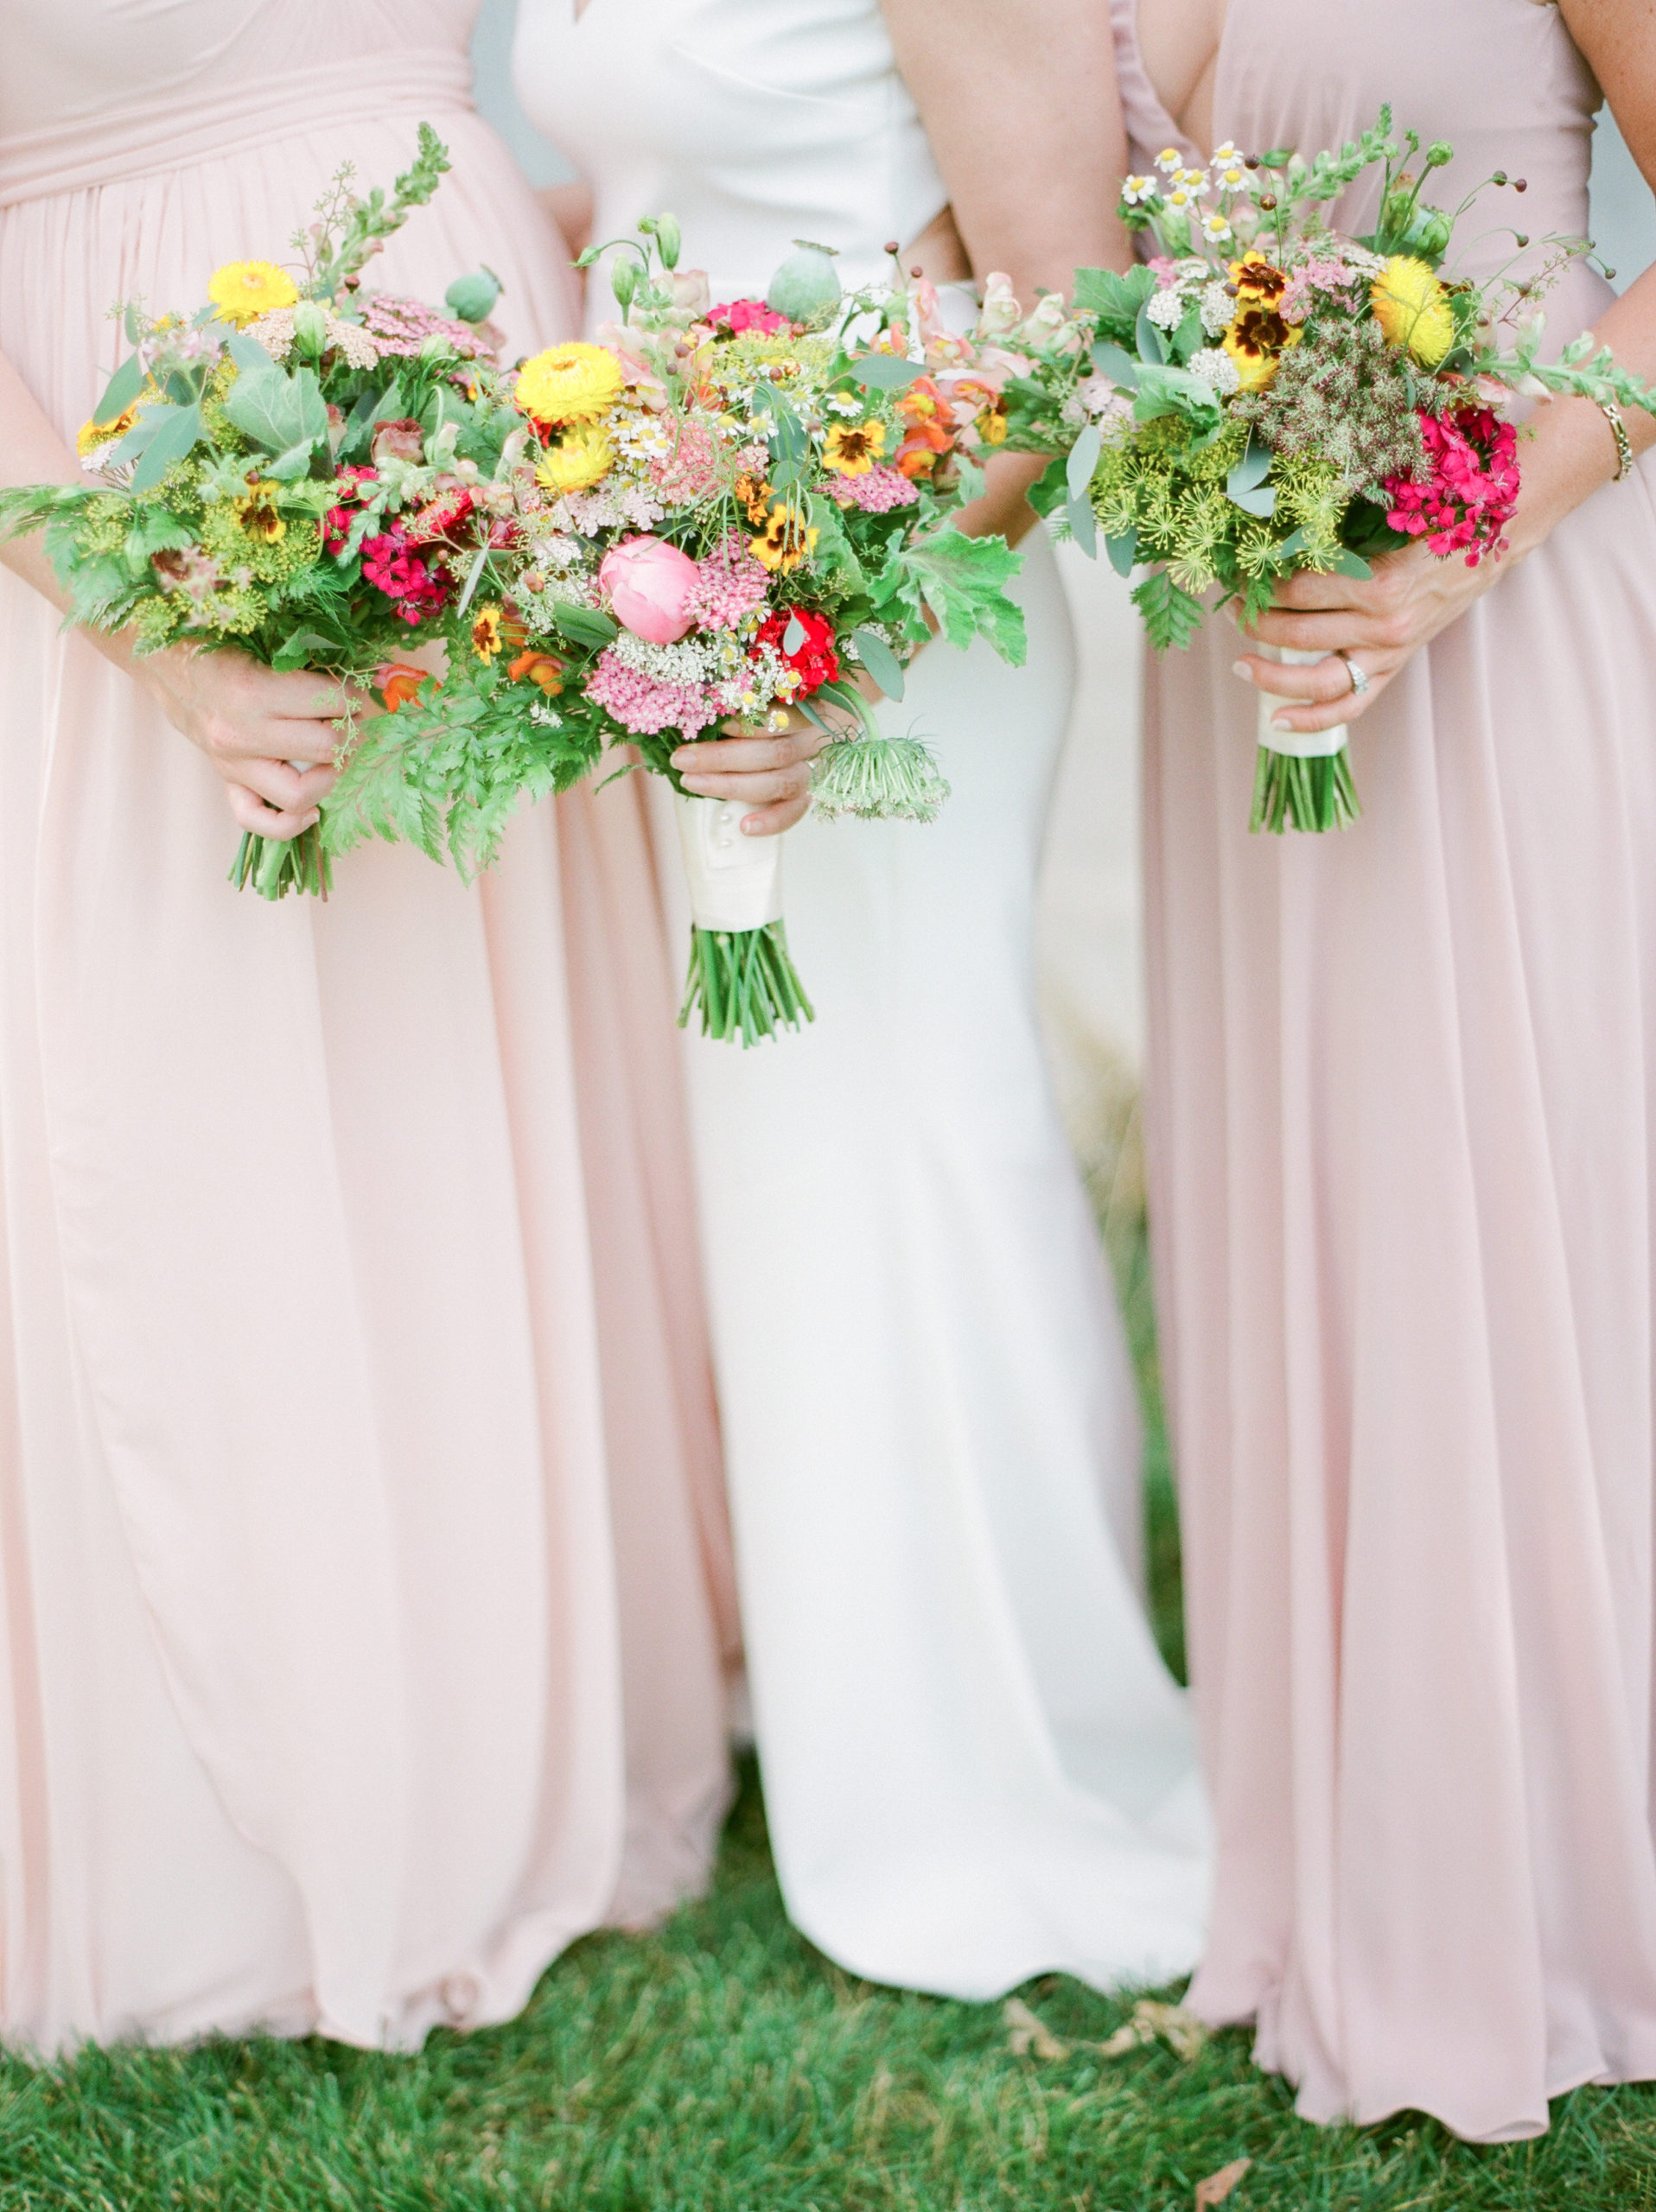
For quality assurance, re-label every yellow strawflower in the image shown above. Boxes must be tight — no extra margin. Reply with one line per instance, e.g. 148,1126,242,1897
1371,256,1455,367
535,422,615,493
207,259,301,327
76,399,143,455
515,341,624,424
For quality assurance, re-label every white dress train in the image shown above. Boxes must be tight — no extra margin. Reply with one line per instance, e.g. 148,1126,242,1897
515,0,1210,1996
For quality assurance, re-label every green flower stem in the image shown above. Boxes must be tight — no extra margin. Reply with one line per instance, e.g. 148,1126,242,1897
1250,744,1361,835
229,823,333,900
678,923,815,1047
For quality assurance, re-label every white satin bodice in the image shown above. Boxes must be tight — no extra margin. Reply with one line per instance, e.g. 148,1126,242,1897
513,0,948,300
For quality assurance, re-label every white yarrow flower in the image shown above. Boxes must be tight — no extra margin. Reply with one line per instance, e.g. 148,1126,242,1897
1188,347,1242,397
1146,287,1189,331
1201,281,1236,335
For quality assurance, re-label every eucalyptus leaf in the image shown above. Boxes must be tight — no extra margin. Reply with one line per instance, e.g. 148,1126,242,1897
850,626,906,702
1134,302,1169,366
1067,494,1098,559
105,406,168,465
1090,340,1141,391
782,613,808,656
1105,526,1138,579
848,353,924,392
1229,485,1277,518
130,401,204,491
92,353,146,426
1328,548,1373,579
1066,422,1104,503
1226,438,1273,497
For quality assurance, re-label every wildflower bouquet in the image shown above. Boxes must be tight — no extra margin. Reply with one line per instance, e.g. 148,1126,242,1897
0,127,523,897
326,219,1029,1045
996,109,1656,831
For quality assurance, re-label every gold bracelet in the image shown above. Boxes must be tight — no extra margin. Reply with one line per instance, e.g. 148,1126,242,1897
1597,397,1634,482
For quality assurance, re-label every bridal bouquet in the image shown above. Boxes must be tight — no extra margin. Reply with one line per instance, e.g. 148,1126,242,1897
326,219,1029,1044
0,126,525,898
997,109,1656,830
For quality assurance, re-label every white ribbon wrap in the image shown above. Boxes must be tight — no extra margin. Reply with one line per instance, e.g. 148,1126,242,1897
674,791,786,932
1255,642,1349,760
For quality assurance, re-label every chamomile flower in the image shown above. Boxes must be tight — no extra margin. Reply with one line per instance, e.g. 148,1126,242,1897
1217,163,1249,192
1202,212,1234,245
1156,147,1183,174
1176,168,1211,197
1212,142,1243,168
1121,175,1158,207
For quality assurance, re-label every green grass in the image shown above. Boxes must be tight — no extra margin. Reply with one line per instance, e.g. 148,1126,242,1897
1,1220,1653,2209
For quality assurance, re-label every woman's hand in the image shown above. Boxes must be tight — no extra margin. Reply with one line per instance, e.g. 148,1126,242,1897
132,645,354,840
1231,542,1500,738
672,708,835,838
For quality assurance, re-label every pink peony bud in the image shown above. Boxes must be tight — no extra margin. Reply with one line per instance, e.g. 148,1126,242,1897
600,536,701,645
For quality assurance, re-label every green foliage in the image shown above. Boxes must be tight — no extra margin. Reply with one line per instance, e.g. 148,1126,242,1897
306,124,451,300
1132,567,1207,652
323,659,603,880
1073,264,1159,343
890,527,1028,664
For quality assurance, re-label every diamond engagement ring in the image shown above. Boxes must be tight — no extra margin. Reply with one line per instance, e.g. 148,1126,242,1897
1336,651,1370,696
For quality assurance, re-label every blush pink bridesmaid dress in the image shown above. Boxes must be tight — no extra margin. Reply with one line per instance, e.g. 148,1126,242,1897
1117,0,1656,2141
0,0,737,2052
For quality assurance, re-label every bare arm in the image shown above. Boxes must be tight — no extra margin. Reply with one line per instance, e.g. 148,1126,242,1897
883,0,1134,550
1,346,350,836
1236,1,1656,733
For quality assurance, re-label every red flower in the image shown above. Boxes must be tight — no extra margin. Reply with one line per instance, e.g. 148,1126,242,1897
754,607,841,696
402,486,475,544
709,298,791,336
1383,405,1519,567
361,522,450,624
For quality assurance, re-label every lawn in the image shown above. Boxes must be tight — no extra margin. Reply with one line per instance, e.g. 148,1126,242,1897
1,1215,1652,2209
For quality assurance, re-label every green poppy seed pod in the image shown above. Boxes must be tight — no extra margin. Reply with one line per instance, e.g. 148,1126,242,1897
290,300,330,354
1411,205,1455,259
1427,141,1454,168
445,268,503,325
610,257,638,312
655,213,682,270
766,238,842,325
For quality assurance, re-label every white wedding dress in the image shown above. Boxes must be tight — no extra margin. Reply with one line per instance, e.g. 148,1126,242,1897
515,0,1210,1997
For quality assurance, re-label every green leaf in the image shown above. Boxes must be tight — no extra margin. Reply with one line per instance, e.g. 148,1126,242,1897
547,601,620,649
1132,567,1206,652
1066,422,1104,503
1066,495,1098,558
1072,265,1156,336
806,493,868,591
93,353,147,426
1171,303,1205,365
264,442,317,482
850,626,905,701
271,627,340,671
1105,526,1138,578
765,392,811,490
1134,303,1169,366
1090,340,1141,392
1227,438,1273,497
1328,548,1373,579
131,402,205,491
223,359,328,456
1132,364,1224,428
901,526,1027,665
848,353,924,391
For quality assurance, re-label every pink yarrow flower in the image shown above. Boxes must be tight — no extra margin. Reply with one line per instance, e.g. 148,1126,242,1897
585,651,716,739
830,463,920,514
689,537,771,628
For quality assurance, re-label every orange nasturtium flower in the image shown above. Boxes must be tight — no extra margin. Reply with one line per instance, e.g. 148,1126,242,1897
378,664,430,711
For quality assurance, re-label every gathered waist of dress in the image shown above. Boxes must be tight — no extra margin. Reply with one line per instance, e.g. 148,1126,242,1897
0,51,475,210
